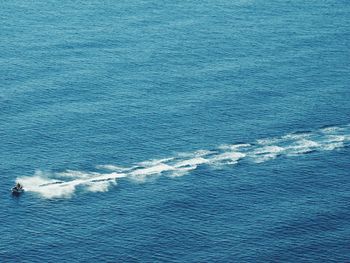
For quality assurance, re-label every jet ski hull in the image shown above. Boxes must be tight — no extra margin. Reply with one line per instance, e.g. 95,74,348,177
12,187,24,195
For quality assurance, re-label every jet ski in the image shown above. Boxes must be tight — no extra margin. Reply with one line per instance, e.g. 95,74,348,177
12,183,24,195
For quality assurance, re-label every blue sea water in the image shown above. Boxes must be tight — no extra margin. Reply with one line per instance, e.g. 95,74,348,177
1,0,350,262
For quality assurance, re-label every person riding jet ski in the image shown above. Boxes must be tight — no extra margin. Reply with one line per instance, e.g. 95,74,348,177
12,182,24,194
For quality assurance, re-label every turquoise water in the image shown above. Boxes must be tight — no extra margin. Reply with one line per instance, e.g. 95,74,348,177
1,1,350,262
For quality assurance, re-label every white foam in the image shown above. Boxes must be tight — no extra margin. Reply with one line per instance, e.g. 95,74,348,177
253,153,279,163
219,144,251,150
168,167,195,178
86,180,116,192
210,152,246,163
138,158,174,167
286,139,320,155
131,163,174,177
19,175,78,199
96,165,134,172
193,150,214,156
282,133,310,140
253,145,284,154
251,146,284,163
256,137,281,145
16,124,350,199
321,142,344,151
58,170,98,179
325,135,346,142
17,170,126,198
174,157,209,168
321,126,343,133
19,174,56,191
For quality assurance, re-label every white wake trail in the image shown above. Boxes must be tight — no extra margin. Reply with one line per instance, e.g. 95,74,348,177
16,124,350,198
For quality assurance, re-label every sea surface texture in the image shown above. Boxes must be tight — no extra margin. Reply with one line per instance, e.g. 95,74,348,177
1,0,350,262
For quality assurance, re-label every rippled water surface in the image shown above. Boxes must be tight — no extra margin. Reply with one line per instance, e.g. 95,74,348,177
1,0,350,262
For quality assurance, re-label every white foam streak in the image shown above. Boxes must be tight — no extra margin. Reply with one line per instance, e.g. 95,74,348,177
193,150,214,156
219,144,251,150
19,175,77,199
286,139,320,155
256,137,281,145
250,145,284,163
325,135,346,142
321,126,344,133
58,170,98,179
174,157,209,168
16,124,350,199
138,158,174,167
95,165,134,172
131,163,174,177
253,145,284,154
210,152,245,163
17,171,126,198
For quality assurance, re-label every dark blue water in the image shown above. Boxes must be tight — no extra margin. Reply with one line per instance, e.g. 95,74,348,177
1,1,350,262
